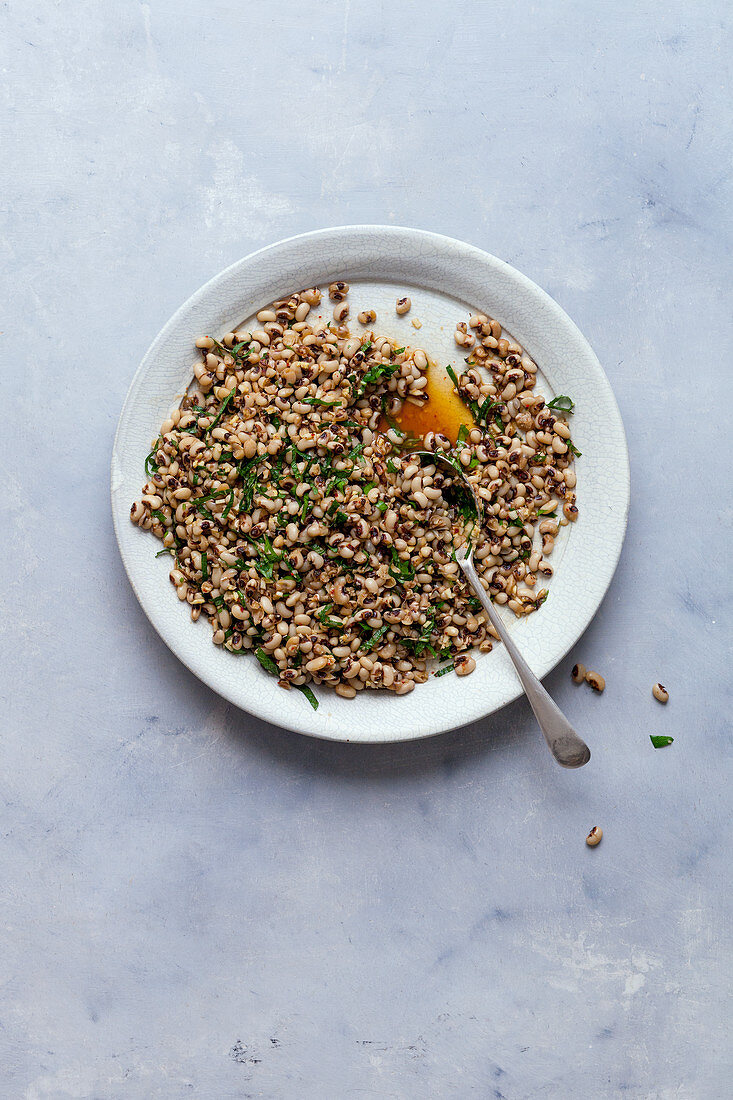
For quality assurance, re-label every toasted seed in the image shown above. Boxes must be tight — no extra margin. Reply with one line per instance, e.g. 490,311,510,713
585,670,605,693
586,826,602,847
571,662,586,684
652,682,669,703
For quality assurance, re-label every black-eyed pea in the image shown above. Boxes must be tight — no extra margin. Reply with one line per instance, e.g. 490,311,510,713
455,654,477,677
396,296,411,315
652,682,669,703
358,309,377,324
586,826,602,847
333,302,349,323
571,662,586,684
585,670,605,693
563,497,579,521
329,281,349,301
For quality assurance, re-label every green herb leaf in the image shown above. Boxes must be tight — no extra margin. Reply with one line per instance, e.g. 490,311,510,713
567,440,582,458
296,684,319,710
237,458,259,514
477,395,497,425
144,448,160,477
200,552,208,580
388,548,415,584
155,547,172,558
547,395,575,413
457,424,470,444
650,735,674,748
355,360,398,398
255,647,278,675
317,602,343,629
303,396,342,408
363,623,389,653
221,486,235,520
205,389,235,436
434,662,456,677
376,501,388,513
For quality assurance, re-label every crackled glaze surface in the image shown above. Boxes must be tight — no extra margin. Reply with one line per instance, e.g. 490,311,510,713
112,228,629,741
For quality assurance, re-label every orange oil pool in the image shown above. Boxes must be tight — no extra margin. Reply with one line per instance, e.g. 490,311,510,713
386,359,469,444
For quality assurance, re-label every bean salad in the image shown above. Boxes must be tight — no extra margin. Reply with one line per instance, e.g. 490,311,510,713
131,285,580,708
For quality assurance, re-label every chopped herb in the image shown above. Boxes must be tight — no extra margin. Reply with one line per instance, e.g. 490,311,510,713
192,488,228,520
144,448,160,477
567,440,582,458
255,648,318,710
376,501,388,513
255,647,278,675
360,341,372,354
547,395,575,413
410,610,437,656
252,534,284,580
650,735,674,748
151,509,167,525
457,424,470,444
446,364,461,390
388,548,415,584
237,458,259,514
221,486,235,520
363,623,389,653
538,506,557,516
355,360,398,398
303,396,342,408
317,602,344,629
387,458,399,474
200,552,208,580
393,346,405,354
467,597,482,611
476,395,497,425
205,389,235,435
155,547,172,558
296,684,319,710
434,662,456,677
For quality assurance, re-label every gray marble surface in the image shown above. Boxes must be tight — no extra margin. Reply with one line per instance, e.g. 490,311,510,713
2,2,731,1097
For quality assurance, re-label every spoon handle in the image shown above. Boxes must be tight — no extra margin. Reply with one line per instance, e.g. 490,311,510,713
458,555,591,769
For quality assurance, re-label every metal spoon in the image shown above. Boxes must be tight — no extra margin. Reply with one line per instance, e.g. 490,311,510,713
409,451,591,768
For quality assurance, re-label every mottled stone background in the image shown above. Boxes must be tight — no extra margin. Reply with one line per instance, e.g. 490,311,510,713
1,2,731,1097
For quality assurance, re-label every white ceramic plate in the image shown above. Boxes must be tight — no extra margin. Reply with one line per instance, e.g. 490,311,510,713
111,226,629,743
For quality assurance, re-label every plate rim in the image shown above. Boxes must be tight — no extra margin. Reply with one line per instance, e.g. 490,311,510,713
111,224,630,743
